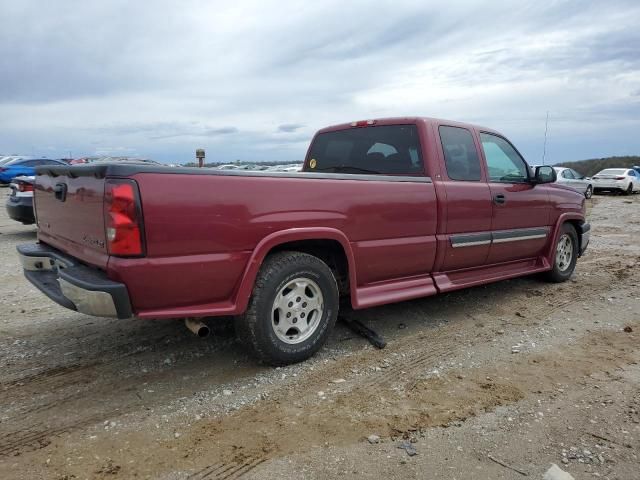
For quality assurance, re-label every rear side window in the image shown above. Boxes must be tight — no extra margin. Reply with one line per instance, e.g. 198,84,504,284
480,133,529,183
439,126,482,181
306,125,423,175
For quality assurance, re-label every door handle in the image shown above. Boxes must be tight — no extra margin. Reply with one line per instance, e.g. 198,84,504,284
54,183,67,202
493,193,506,205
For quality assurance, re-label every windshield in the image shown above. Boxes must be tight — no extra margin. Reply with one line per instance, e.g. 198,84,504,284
305,125,423,175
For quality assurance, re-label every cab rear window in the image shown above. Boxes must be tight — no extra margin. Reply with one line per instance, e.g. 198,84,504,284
305,125,424,175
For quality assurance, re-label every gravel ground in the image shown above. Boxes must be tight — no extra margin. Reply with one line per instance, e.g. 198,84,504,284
0,190,638,480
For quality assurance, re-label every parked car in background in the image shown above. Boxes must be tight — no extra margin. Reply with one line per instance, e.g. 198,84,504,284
5,176,36,224
553,167,593,198
0,158,66,185
0,156,33,167
592,168,640,195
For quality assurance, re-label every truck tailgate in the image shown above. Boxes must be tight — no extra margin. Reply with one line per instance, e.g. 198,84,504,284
34,171,109,269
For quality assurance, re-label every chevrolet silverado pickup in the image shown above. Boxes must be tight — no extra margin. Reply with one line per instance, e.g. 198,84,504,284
18,117,590,365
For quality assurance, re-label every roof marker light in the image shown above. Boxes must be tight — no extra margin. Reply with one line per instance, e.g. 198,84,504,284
351,120,377,127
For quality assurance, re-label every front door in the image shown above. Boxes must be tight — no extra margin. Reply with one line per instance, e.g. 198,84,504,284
479,132,550,265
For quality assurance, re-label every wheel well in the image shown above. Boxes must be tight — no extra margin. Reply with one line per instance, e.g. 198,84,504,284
268,240,350,297
565,219,584,252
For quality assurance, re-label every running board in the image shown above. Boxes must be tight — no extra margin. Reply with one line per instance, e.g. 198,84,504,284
353,274,438,309
433,257,551,293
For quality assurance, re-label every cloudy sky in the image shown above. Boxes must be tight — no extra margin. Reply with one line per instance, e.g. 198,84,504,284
1,0,639,164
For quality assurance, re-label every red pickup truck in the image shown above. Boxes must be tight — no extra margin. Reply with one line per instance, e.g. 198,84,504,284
18,117,590,365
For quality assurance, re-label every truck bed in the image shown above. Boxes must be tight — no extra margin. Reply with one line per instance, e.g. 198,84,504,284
33,163,438,318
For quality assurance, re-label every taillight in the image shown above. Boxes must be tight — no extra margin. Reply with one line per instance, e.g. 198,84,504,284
615,176,625,180
104,179,144,256
17,182,34,192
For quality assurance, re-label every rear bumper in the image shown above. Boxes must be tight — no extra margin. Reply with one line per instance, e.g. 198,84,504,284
578,222,590,256
593,181,625,191
17,243,133,319
5,197,35,224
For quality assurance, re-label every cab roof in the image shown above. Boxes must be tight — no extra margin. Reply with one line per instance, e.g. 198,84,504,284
316,116,502,136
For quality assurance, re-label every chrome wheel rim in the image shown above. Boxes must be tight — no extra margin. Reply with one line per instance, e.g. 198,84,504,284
271,277,324,344
585,186,592,198
555,234,573,272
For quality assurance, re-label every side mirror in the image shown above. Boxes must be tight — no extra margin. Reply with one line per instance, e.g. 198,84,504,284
533,165,556,184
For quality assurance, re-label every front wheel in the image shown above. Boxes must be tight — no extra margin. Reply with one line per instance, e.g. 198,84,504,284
235,251,339,365
544,223,578,283
585,185,593,199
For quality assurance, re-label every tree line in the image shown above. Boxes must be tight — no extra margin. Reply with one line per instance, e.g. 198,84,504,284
556,156,640,177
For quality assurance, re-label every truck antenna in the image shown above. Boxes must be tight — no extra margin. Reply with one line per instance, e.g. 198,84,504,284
542,111,549,165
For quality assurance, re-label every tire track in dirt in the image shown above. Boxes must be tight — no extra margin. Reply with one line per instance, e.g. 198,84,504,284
189,455,268,480
0,414,104,457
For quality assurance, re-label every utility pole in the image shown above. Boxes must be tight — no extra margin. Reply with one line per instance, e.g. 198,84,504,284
542,111,549,165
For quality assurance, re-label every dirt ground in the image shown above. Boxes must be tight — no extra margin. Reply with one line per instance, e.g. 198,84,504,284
0,190,638,480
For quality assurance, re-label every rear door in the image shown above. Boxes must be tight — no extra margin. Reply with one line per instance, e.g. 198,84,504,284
479,132,550,264
435,125,493,271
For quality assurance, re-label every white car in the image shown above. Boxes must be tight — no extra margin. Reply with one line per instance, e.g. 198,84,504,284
592,168,640,195
553,167,594,198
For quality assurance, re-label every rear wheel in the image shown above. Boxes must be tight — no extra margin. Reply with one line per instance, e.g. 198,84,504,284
626,183,633,195
585,185,593,199
235,251,339,365
544,223,578,283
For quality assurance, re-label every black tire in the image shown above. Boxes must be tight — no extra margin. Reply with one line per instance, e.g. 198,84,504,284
625,183,633,195
585,185,593,199
235,251,339,365
544,223,578,283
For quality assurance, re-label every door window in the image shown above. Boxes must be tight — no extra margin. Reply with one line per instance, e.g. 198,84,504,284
561,169,574,179
480,133,529,183
570,169,583,179
439,126,482,181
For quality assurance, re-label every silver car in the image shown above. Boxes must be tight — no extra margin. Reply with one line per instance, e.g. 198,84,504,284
553,167,594,198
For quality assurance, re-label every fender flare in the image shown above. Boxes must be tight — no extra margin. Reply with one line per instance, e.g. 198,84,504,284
544,212,585,264
233,228,357,313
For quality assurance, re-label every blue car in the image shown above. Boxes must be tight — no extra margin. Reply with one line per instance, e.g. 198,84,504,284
0,158,66,184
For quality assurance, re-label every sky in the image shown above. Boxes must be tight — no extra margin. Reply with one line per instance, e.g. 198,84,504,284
1,0,639,164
